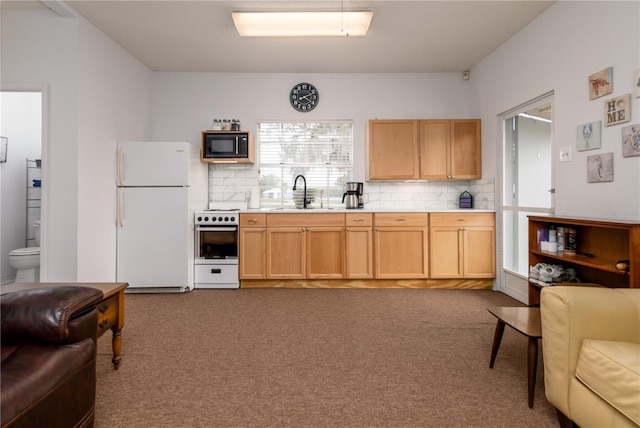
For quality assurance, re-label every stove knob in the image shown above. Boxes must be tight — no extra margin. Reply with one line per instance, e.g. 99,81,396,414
230,216,236,222
211,217,216,222
197,216,202,222
218,216,223,222
224,216,229,222
204,216,209,222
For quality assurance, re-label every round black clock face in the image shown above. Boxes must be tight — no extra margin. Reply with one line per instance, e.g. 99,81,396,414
290,83,319,112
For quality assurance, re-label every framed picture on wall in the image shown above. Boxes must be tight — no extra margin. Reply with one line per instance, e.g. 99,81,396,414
589,67,613,100
622,123,640,157
604,94,631,127
0,137,7,163
634,68,640,98
577,121,601,151
587,152,613,183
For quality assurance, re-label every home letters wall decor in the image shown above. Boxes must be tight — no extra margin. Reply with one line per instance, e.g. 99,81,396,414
604,94,631,126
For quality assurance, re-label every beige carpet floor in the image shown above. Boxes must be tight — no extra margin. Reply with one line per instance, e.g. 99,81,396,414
95,288,558,427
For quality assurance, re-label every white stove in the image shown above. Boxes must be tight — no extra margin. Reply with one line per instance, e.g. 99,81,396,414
193,208,240,289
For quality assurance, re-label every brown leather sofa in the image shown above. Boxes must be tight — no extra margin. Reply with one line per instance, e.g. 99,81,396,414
1,286,103,428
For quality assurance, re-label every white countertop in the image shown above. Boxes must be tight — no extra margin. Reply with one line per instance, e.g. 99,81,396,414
243,208,494,213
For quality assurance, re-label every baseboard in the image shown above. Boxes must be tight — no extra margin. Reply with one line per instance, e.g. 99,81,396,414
241,279,494,289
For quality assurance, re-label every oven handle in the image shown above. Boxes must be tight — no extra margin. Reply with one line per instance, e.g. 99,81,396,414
196,226,238,232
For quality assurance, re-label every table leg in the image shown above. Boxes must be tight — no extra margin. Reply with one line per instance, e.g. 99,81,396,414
489,320,506,368
111,327,122,370
527,336,538,408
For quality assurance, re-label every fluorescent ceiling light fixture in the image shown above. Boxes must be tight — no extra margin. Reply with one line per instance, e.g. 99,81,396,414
518,113,552,123
232,11,373,37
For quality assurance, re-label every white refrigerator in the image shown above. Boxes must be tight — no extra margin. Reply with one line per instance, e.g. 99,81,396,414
116,141,194,292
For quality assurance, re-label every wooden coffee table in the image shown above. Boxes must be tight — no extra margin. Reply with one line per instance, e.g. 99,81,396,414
2,282,128,370
487,306,542,408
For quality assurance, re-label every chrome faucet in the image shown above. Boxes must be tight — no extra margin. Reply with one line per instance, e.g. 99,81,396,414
292,175,308,209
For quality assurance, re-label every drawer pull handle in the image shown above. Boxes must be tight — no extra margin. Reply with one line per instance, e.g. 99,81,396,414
395,218,406,222
99,319,110,329
211,268,221,274
248,219,257,223
98,305,108,314
354,218,364,222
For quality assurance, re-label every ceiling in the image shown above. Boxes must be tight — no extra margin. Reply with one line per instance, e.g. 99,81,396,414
6,1,554,73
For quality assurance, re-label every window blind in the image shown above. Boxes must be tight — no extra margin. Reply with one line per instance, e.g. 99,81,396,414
258,121,353,208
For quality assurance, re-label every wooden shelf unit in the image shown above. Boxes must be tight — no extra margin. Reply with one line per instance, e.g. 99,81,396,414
528,216,640,305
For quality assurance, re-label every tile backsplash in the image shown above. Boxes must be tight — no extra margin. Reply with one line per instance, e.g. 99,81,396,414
207,164,495,210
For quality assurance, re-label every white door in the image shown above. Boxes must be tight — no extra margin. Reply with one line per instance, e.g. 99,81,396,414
117,141,190,186
116,187,189,288
499,93,554,304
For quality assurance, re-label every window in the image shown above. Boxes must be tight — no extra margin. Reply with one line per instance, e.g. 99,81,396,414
258,121,353,209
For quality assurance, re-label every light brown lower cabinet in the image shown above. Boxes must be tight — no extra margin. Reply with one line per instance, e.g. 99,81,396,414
373,213,429,278
265,213,345,279
429,212,495,279
345,213,373,278
239,214,266,279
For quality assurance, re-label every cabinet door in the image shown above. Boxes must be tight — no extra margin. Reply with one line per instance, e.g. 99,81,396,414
239,227,266,279
463,227,495,278
429,226,464,278
307,227,345,278
450,119,481,179
266,227,306,278
374,227,428,278
419,120,450,179
368,120,419,180
346,227,373,278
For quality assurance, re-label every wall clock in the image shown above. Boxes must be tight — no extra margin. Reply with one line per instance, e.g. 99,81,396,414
290,83,319,112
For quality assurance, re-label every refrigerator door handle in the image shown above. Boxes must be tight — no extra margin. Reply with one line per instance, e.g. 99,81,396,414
118,147,125,186
118,188,124,227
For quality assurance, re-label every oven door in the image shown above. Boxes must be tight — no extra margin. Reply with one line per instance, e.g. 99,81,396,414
195,225,238,261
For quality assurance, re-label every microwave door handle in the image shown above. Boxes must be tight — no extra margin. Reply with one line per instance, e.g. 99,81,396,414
234,136,239,155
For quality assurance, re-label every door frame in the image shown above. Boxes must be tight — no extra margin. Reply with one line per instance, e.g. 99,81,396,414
1,83,49,281
496,91,554,303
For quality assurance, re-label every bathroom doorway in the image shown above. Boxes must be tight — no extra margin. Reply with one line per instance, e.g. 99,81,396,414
0,90,43,284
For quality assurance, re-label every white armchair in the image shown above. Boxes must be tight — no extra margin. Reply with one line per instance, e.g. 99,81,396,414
541,286,640,428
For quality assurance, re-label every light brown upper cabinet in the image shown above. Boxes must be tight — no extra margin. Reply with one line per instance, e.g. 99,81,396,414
368,119,481,180
420,119,481,180
367,120,419,180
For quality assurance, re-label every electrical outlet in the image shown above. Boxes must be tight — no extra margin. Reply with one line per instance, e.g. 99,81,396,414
559,146,572,162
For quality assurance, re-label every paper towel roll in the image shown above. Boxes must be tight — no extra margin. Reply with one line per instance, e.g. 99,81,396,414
249,186,261,209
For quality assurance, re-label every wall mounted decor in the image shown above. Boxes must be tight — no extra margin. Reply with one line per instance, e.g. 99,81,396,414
0,137,7,162
587,152,613,183
634,68,640,98
604,94,631,126
589,67,613,100
577,121,601,151
622,123,640,157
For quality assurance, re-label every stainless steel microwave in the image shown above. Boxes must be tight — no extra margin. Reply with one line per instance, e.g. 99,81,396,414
201,131,254,164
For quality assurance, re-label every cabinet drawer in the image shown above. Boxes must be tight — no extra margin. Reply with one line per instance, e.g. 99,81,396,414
240,213,266,227
346,213,373,227
430,212,494,227
267,213,345,227
374,213,428,227
96,296,118,336
195,264,239,284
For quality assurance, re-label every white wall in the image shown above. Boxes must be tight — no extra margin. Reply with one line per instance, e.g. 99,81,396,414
1,8,152,283
76,18,152,281
152,72,489,209
471,1,640,221
0,92,41,284
1,8,79,281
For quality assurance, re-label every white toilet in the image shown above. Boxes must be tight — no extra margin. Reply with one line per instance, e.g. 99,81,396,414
9,221,41,282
